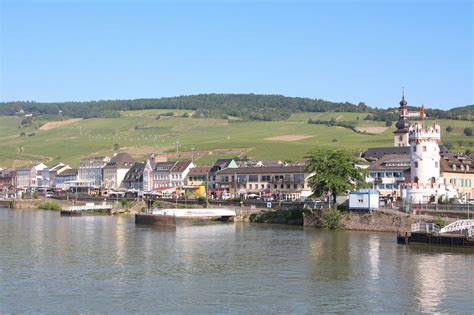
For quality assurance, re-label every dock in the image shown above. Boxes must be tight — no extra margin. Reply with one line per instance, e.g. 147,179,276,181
61,203,113,216
397,232,474,248
397,220,474,248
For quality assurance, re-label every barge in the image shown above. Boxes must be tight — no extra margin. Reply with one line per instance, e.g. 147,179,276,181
135,213,176,227
397,220,474,248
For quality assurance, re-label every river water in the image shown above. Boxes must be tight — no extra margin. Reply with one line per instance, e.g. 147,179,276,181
0,208,472,313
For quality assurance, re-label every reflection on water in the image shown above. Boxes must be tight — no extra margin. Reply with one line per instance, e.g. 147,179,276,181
0,208,472,313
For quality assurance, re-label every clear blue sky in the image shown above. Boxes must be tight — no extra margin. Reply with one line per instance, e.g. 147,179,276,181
1,0,472,109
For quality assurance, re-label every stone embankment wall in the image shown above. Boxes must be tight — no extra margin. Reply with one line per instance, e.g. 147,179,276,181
304,210,447,233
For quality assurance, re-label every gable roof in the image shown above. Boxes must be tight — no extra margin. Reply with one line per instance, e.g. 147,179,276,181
123,162,145,182
153,162,176,172
362,147,411,161
187,166,211,176
105,153,134,169
56,169,78,177
171,161,192,172
368,154,411,171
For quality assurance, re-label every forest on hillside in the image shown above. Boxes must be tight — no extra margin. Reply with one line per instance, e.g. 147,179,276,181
1,94,472,121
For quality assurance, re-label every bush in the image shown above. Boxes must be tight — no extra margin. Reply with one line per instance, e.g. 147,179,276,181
433,216,446,228
464,127,472,136
385,120,393,127
32,191,39,199
446,126,453,132
320,208,343,230
197,196,206,203
38,200,62,211
121,200,132,208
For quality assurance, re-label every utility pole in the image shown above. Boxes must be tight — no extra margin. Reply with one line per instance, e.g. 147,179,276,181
205,171,210,208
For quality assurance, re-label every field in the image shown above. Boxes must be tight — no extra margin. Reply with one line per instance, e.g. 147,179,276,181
0,110,471,168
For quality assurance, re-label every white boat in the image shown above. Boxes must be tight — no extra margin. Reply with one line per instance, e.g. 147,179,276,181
152,208,236,219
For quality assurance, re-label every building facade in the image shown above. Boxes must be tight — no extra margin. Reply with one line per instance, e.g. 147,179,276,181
215,165,313,200
77,157,110,188
103,153,134,190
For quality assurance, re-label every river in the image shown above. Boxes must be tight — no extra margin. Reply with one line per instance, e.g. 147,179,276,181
0,208,472,313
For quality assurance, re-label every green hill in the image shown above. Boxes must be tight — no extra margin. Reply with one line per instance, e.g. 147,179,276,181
0,109,471,168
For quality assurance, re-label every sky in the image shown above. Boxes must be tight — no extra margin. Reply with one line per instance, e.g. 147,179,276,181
0,0,472,109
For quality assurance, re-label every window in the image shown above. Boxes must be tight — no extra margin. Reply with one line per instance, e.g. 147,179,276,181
249,175,258,182
413,146,417,152
294,174,305,183
237,175,247,183
261,175,271,181
414,162,418,168
435,162,438,168
248,184,252,189
286,184,290,189
414,176,419,183
261,184,265,189
422,146,427,152
399,135,403,141
453,165,456,171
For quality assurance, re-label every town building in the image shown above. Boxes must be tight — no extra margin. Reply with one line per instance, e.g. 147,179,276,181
122,162,145,191
54,169,78,191
0,169,17,198
185,166,211,197
215,164,312,200
48,163,71,188
77,156,110,188
208,159,238,194
440,153,473,201
151,160,194,190
103,153,134,190
367,154,410,198
15,163,48,192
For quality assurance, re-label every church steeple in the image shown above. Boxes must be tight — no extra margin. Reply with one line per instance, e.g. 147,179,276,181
393,90,410,147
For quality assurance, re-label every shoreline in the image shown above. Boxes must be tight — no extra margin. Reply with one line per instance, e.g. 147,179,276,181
1,200,458,234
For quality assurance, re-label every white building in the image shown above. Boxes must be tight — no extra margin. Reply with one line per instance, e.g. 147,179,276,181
16,163,48,191
403,121,456,203
103,153,134,190
77,157,110,188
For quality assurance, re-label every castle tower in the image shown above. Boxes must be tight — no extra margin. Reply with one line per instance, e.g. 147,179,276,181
408,122,441,186
393,92,410,146
405,113,447,203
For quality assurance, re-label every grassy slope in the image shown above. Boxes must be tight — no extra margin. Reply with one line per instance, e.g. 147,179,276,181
0,110,471,168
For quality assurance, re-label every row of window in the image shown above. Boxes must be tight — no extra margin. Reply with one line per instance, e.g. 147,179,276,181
413,145,437,153
452,164,470,171
414,161,439,168
220,174,305,183
375,184,401,190
449,178,472,187
246,183,305,190
153,181,184,188
369,172,404,178
153,174,183,180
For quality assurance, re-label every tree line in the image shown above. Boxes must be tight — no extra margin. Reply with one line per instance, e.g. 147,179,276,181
0,94,472,121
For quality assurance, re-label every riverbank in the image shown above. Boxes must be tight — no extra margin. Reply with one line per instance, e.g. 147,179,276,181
0,198,148,215
245,208,457,233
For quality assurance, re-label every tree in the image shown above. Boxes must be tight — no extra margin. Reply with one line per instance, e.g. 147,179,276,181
385,120,392,127
446,126,453,132
305,149,366,204
464,127,472,136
